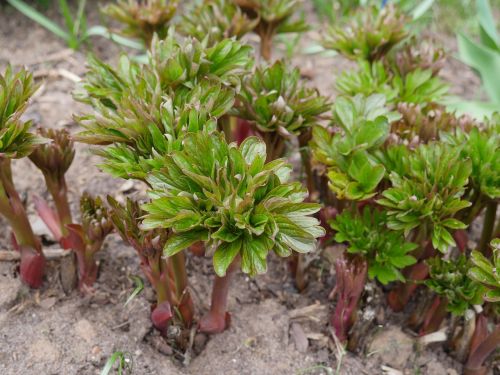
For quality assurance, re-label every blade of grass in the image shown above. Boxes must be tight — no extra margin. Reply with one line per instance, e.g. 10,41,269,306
101,351,132,375
7,0,70,42
74,0,87,39
86,26,145,50
124,275,144,306
58,0,75,34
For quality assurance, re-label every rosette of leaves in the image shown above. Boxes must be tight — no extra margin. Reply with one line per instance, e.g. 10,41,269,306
108,197,194,329
331,207,417,285
388,37,446,78
101,0,179,47
142,131,324,333
234,60,330,160
179,0,258,45
0,66,46,288
234,0,308,60
322,5,408,62
377,142,472,253
143,131,324,276
468,239,500,303
336,62,449,106
424,255,484,315
391,102,476,144
310,94,398,201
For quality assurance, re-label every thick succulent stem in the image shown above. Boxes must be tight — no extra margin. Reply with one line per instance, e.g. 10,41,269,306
478,200,497,257
465,323,500,375
260,33,273,61
199,258,239,334
0,158,45,287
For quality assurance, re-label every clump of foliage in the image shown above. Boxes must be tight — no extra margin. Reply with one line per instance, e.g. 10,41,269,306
234,60,330,162
425,256,484,315
0,66,46,288
75,29,255,337
101,0,179,47
322,4,408,62
332,207,417,285
143,132,324,332
179,0,258,46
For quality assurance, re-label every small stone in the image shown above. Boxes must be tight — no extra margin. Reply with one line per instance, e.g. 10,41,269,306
74,319,96,344
368,326,414,369
39,297,57,309
290,322,309,353
150,335,173,356
193,333,208,353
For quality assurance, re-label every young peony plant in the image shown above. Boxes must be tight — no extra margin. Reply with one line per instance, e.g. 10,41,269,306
322,4,408,63
101,0,179,48
142,131,324,333
234,0,308,60
179,0,258,46
0,66,46,288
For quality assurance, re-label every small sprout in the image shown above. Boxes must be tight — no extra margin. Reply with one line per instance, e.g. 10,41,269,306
124,275,145,306
101,351,133,375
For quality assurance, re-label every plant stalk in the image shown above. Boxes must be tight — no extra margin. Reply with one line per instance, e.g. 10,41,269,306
199,257,240,334
170,251,194,327
465,323,500,375
478,200,497,256
0,158,45,287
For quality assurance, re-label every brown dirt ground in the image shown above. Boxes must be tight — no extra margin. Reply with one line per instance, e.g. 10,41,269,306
0,2,496,375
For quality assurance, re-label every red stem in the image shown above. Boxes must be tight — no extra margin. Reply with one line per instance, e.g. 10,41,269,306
419,296,448,335
465,322,500,375
198,258,239,334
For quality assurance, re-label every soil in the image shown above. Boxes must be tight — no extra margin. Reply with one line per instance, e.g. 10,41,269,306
0,2,495,375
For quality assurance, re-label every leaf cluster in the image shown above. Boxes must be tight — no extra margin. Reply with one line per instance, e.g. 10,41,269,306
378,143,471,253
337,61,449,106
331,207,417,284
234,60,330,138
142,132,324,277
311,94,397,200
101,0,179,45
425,255,484,315
322,5,409,62
179,0,258,46
0,66,44,160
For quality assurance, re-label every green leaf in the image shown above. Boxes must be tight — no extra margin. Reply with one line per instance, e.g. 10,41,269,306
164,230,209,257
441,218,467,230
213,239,242,277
